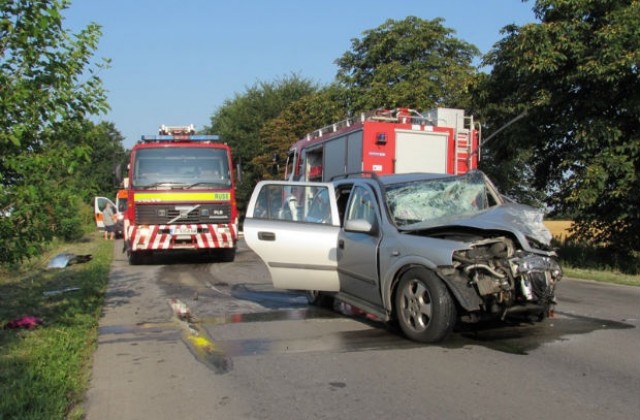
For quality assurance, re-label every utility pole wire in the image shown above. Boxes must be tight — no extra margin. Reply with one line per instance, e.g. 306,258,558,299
479,110,529,149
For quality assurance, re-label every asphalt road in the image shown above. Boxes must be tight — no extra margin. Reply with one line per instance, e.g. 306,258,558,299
84,239,640,420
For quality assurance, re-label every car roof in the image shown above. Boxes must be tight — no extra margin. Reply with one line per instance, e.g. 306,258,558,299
377,172,457,185
332,171,461,188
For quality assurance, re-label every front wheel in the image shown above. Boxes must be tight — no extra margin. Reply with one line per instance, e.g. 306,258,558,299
394,268,457,343
128,250,148,265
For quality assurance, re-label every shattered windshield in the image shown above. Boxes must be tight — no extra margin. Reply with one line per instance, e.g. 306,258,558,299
386,172,492,228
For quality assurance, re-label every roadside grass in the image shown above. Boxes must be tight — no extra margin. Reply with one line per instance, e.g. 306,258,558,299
561,266,640,287
545,220,640,284
0,232,113,420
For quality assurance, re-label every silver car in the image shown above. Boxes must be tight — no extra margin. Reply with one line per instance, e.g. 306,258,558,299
244,171,562,343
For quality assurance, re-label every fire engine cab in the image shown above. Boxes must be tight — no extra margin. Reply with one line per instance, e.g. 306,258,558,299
285,108,480,181
123,125,238,264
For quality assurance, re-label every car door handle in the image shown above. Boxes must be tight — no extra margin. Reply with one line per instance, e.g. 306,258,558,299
338,239,344,249
258,231,276,241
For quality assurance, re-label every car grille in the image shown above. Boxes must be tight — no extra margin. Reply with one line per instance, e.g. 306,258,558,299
527,271,554,304
135,203,232,225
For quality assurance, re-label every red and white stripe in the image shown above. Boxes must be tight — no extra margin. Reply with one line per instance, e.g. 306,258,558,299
127,224,238,251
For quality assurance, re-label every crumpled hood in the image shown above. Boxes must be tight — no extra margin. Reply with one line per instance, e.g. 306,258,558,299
400,203,552,246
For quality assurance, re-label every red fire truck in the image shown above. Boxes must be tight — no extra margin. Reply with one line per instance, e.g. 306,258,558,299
284,107,480,181
123,125,238,264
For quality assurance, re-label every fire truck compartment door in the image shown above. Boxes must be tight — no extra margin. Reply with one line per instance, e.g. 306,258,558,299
395,130,449,174
94,196,116,229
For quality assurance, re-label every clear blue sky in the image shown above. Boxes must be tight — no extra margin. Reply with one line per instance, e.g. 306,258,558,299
64,0,537,148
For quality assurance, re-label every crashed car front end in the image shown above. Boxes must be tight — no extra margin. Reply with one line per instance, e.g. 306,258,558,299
447,232,562,322
386,171,563,322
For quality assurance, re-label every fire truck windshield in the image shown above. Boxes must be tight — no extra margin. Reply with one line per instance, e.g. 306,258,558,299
132,147,231,189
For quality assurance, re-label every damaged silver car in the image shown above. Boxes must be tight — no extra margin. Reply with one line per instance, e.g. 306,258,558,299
243,171,562,343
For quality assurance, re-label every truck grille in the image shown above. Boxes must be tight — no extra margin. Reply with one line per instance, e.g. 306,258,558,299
135,203,232,225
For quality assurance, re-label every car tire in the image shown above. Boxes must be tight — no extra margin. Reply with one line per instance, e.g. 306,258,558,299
306,290,334,308
394,268,457,343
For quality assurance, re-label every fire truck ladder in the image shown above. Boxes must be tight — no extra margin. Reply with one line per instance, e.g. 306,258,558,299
455,115,478,174
454,130,471,174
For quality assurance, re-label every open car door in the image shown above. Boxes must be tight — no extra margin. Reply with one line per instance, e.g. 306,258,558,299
244,181,341,292
94,196,116,230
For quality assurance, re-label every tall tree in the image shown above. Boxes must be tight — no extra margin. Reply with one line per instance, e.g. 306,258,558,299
206,74,319,212
477,0,639,257
335,16,480,112
0,0,109,263
253,85,349,180
64,121,128,199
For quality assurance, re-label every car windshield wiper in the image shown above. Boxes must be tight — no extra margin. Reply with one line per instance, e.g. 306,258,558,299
185,181,228,189
138,182,187,189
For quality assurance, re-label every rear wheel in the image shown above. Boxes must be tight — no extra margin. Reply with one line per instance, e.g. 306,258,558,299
394,268,456,343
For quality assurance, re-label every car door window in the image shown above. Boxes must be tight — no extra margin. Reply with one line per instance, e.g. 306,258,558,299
244,181,341,293
346,186,377,226
306,188,331,223
252,184,333,224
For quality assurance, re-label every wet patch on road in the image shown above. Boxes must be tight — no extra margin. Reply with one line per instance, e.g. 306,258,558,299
216,327,420,357
196,307,341,325
97,300,635,375
198,309,635,359
230,284,310,308
97,322,180,346
444,311,635,355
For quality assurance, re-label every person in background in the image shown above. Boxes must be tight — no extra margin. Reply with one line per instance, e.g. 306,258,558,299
102,202,116,240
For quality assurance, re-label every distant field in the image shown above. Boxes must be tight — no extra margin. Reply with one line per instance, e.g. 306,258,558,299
544,220,573,241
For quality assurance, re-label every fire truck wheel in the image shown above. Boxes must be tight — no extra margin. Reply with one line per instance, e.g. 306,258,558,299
128,251,145,265
218,248,236,263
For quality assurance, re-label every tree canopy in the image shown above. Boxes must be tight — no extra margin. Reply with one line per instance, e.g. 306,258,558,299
205,74,320,211
335,16,480,112
253,85,349,180
1,0,114,263
477,0,639,255
214,17,482,212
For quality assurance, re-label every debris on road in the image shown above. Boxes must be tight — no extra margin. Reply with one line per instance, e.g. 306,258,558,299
43,287,81,297
46,253,93,269
4,315,43,330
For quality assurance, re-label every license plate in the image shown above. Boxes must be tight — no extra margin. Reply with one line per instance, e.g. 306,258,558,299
170,226,198,235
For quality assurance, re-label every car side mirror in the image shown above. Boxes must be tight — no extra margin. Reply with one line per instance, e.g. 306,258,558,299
344,218,377,235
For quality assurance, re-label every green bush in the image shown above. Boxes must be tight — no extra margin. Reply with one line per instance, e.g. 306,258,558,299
53,196,85,241
555,238,640,275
